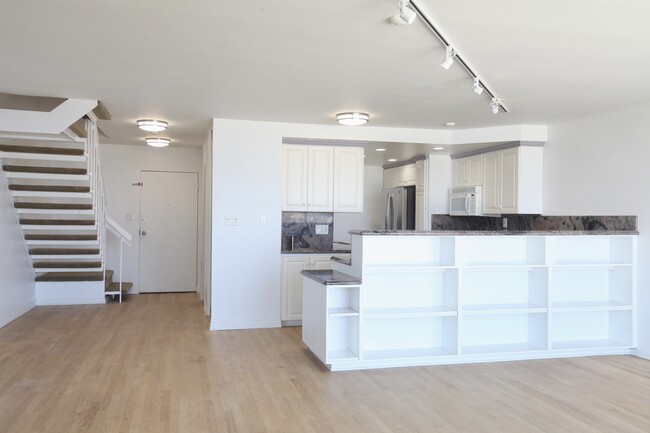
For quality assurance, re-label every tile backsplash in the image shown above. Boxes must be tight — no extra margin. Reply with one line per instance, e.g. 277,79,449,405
281,212,333,251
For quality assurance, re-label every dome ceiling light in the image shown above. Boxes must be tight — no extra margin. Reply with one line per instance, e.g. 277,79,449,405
137,119,168,132
145,137,171,147
336,112,369,126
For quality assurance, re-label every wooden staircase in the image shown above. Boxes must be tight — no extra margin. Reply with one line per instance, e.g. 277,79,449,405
0,113,133,304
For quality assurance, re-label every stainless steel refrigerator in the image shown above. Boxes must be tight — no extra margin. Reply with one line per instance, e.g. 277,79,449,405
382,186,416,230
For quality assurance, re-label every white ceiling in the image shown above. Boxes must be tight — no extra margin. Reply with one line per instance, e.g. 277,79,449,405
1,0,649,149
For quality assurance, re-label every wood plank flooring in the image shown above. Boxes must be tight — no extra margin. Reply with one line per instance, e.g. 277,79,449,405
0,293,649,433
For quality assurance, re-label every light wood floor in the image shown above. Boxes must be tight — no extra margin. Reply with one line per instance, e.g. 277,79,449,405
1,293,649,433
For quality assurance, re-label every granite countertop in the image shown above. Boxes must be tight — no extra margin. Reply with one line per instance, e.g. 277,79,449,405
300,269,361,285
282,248,352,254
330,256,352,266
349,229,639,236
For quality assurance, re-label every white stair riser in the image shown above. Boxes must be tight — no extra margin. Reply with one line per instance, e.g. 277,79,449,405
17,208,94,215
30,254,101,260
34,267,103,273
11,191,92,198
0,151,86,162
26,240,99,246
5,172,90,181
21,225,97,231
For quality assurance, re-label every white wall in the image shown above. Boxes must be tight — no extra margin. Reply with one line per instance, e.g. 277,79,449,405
0,170,35,328
543,100,650,357
333,164,383,243
99,144,202,294
428,154,452,217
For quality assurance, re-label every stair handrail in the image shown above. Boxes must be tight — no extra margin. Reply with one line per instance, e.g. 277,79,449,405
106,214,132,246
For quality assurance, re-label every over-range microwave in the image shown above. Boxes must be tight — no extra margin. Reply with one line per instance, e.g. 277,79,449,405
449,186,483,216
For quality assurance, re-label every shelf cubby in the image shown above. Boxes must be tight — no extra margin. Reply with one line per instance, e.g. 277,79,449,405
327,315,360,362
550,310,633,350
327,286,360,316
363,316,458,358
551,236,634,266
363,268,458,314
460,236,546,267
362,235,455,267
460,313,547,354
550,266,632,310
461,267,548,312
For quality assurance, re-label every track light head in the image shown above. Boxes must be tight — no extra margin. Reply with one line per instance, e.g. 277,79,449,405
397,0,416,24
441,46,456,70
473,77,484,95
490,98,500,114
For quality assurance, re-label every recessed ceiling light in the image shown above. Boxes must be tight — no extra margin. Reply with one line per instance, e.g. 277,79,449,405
444,122,456,127
433,146,445,151
388,158,398,162
145,137,171,147
137,119,168,132
375,148,386,152
336,112,369,126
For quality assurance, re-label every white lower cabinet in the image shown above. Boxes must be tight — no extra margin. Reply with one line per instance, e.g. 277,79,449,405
303,234,637,371
282,254,350,322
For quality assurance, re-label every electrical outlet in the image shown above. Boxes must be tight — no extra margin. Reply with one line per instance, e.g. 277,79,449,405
315,224,329,235
225,216,239,226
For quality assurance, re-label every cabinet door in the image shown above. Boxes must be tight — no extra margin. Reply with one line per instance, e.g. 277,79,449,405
415,189,426,230
282,145,308,211
384,167,400,189
452,158,468,187
401,164,417,186
282,255,310,321
307,146,334,211
482,151,501,214
333,146,364,213
467,155,483,186
310,254,333,271
499,148,519,213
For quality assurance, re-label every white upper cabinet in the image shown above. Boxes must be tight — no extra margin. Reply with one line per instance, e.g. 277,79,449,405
384,162,418,188
481,146,543,215
282,144,363,213
452,154,483,187
333,146,364,213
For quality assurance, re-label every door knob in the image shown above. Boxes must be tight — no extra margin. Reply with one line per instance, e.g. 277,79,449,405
141,230,147,236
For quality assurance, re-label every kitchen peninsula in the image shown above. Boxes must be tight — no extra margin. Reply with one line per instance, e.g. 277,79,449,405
301,216,638,371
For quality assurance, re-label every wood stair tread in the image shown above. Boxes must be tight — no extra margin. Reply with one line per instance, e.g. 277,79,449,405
33,261,102,268
105,282,132,293
9,185,90,192
35,271,104,282
25,234,98,240
29,248,100,255
20,219,95,225
0,144,84,156
15,203,93,210
2,165,87,175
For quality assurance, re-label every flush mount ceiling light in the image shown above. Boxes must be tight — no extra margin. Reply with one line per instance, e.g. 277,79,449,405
145,137,171,147
440,46,456,70
490,98,500,114
336,112,369,126
388,158,398,162
444,121,456,127
433,146,445,150
473,77,484,95
137,119,168,132
375,148,386,152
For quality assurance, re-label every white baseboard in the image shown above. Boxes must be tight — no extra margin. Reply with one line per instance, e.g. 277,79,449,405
36,281,105,306
210,319,281,331
633,347,650,360
0,300,36,329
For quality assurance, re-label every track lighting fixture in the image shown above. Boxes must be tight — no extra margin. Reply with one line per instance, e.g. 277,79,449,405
490,98,500,114
473,77,484,95
440,46,456,70
398,0,416,24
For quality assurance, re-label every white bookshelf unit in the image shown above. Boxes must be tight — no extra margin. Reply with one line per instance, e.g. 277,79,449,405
302,233,637,371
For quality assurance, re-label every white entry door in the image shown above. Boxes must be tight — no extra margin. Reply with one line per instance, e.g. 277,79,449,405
140,171,198,293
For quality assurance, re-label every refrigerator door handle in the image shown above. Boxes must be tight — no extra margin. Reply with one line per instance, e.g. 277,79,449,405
388,194,394,229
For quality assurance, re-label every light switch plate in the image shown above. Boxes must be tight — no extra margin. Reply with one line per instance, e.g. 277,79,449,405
315,224,329,235
225,216,239,226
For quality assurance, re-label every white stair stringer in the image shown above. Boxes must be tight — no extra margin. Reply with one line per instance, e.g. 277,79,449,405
35,280,105,305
